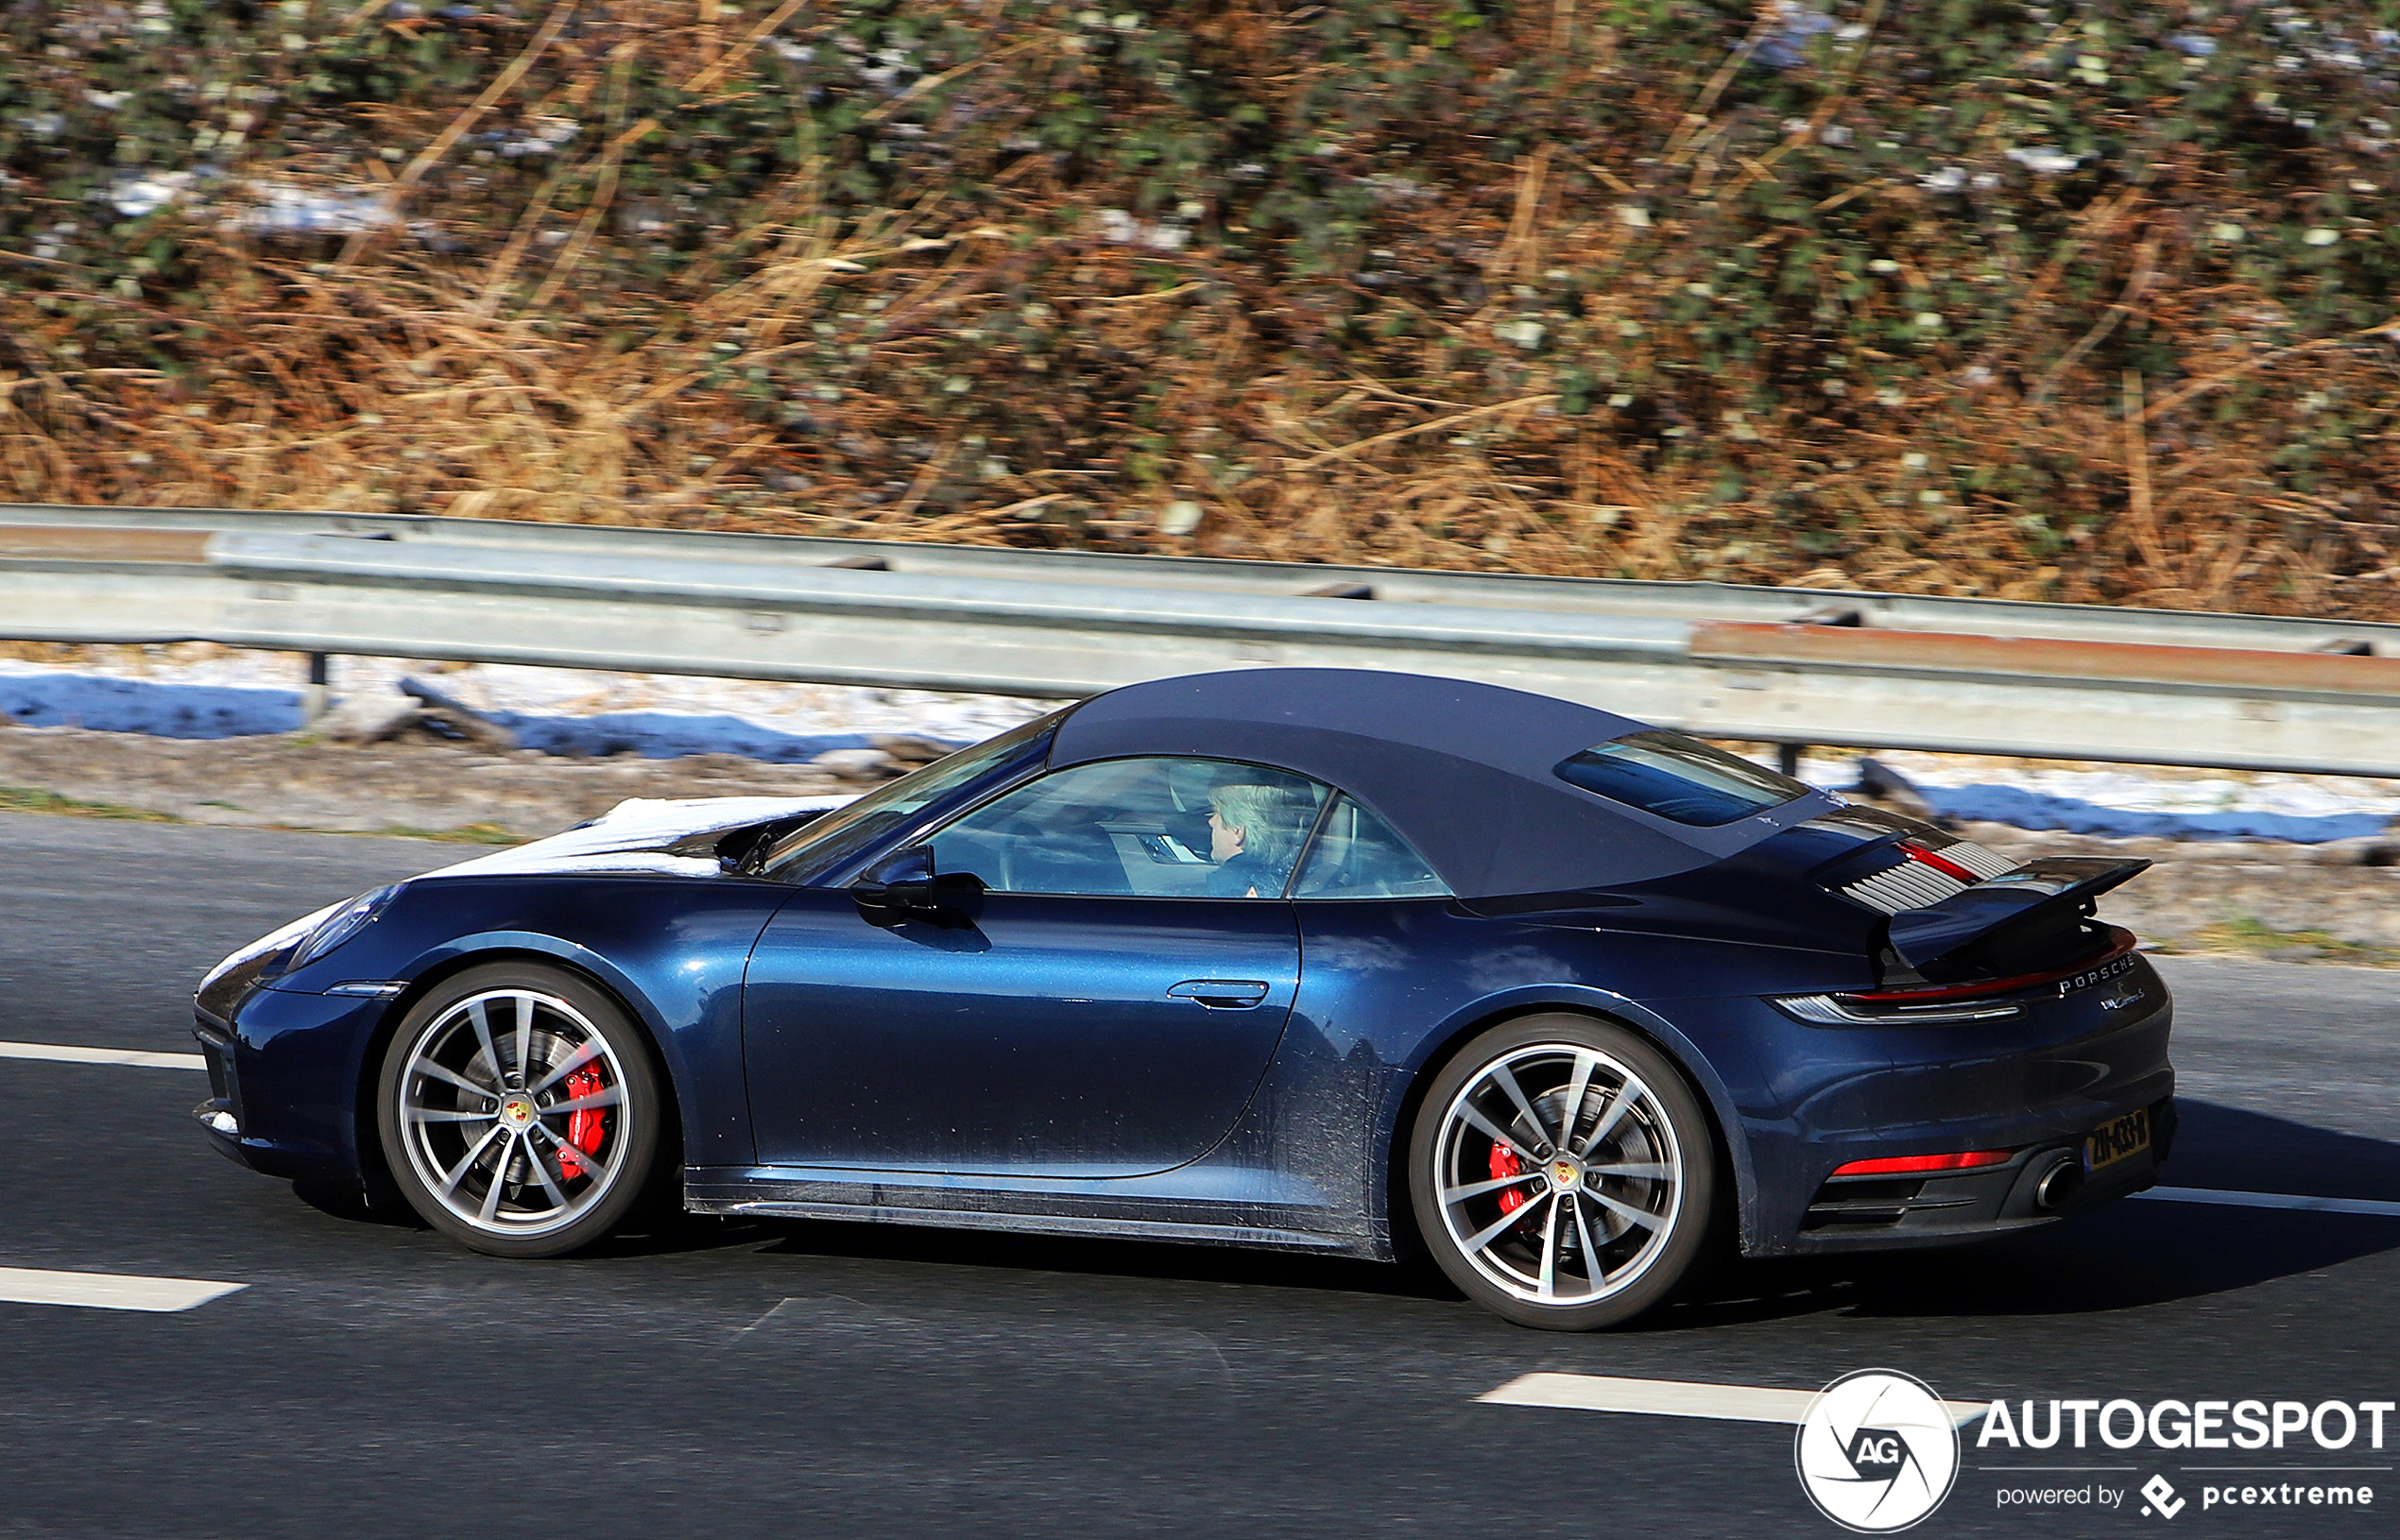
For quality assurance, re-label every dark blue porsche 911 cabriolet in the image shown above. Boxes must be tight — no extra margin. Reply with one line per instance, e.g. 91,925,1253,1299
194,668,2172,1329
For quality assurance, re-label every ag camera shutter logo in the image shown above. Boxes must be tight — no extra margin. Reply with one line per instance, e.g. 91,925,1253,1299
1796,1369,1963,1531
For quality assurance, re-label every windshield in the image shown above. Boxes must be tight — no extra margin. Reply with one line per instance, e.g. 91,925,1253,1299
1554,729,1810,828
758,710,1064,882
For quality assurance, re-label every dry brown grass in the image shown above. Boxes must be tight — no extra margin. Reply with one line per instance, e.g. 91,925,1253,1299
8,0,2400,617
12,247,2384,621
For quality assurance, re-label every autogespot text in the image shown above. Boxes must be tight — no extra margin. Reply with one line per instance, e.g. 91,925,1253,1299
1978,1397,2394,1452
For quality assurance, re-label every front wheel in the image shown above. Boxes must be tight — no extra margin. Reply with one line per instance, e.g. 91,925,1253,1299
1409,1014,1716,1331
375,964,664,1258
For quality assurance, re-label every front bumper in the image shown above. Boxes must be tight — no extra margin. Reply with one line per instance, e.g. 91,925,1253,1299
192,1019,249,1167
190,983,396,1184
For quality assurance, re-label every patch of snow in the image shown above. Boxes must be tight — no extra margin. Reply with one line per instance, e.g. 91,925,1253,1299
1757,0,1835,69
233,183,396,236
1918,784,2387,843
110,170,207,218
2005,147,2083,176
0,653,1050,761
0,665,298,737
1092,207,1191,250
13,651,2400,845
1788,752,2400,845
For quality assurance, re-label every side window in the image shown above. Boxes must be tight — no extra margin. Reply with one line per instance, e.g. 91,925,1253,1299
1291,797,1449,899
1553,729,1808,827
923,757,1328,898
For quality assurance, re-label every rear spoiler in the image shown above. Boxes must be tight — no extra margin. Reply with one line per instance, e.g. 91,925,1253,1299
1884,856,2151,974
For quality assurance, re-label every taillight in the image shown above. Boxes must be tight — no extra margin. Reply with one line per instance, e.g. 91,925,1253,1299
1830,1149,2014,1178
1774,992,2025,1025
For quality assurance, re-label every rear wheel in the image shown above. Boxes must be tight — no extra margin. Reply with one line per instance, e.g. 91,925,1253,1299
1408,1014,1715,1330
375,964,663,1258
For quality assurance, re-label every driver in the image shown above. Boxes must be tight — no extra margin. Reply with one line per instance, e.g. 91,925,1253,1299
1205,783,1310,898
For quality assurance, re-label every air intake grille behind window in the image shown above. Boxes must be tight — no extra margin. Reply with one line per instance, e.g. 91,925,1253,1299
1835,838,2012,915
1842,862,1968,914
1935,839,2013,880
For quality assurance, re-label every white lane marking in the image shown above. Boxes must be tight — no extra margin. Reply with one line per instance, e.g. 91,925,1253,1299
0,1040,205,1070
0,1266,246,1313
1479,1373,1987,1426
2135,1185,2400,1219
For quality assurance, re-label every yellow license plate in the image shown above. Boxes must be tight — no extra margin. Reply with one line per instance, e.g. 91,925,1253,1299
2084,1108,2151,1172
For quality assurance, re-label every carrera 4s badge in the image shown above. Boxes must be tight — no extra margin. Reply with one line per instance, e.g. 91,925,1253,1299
2098,976,2148,1012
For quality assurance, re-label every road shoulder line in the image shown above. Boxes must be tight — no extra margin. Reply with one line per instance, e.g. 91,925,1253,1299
0,1039,204,1069
2134,1185,2400,1219
0,1266,246,1312
1479,1372,1985,1425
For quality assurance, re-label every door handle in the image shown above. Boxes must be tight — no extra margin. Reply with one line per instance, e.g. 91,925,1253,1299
1167,979,1272,1009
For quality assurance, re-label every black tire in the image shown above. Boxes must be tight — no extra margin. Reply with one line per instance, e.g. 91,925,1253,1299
1407,1013,1716,1331
375,962,666,1258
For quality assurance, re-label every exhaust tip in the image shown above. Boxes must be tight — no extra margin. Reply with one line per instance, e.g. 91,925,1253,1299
2033,1154,2083,1211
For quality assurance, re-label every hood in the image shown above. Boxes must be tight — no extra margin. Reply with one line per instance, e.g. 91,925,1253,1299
420,794,857,881
198,794,858,1014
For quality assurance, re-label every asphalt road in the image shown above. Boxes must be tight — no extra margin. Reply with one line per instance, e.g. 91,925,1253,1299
2,811,2396,1538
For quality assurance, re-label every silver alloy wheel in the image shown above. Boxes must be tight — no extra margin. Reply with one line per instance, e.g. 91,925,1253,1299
1430,1042,1684,1307
392,987,632,1239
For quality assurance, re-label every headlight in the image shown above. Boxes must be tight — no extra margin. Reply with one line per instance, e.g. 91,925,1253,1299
286,885,401,971
197,898,342,1001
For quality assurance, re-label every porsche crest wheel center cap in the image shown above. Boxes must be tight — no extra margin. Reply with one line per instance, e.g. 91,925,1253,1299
500,1097,535,1128
1550,1157,1582,1190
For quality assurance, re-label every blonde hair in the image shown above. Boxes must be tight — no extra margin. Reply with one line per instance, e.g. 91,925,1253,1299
1209,782,1304,864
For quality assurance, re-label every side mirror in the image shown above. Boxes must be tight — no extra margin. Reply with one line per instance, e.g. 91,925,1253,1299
853,847,986,924
854,847,938,915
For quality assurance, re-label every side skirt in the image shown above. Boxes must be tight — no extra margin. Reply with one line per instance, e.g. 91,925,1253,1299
683,1171,1383,1258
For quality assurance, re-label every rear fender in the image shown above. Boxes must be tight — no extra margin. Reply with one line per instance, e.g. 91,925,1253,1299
1385,984,1762,1257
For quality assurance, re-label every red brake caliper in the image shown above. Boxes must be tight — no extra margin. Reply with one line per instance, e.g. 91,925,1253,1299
1490,1140,1529,1218
555,1064,609,1180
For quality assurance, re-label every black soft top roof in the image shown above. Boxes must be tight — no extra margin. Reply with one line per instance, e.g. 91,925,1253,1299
1047,668,1835,899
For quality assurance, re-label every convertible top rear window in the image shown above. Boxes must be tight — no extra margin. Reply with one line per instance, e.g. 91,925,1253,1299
1554,730,1810,828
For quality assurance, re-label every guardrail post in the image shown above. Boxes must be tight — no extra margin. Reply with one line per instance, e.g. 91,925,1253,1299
1777,744,1804,778
300,651,333,726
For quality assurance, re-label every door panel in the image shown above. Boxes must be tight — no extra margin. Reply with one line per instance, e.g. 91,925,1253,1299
742,888,1300,1176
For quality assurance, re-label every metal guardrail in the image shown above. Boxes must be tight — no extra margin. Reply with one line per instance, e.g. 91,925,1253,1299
6,502,2400,777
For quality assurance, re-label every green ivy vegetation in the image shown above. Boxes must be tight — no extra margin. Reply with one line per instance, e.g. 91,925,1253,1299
6,0,2400,613
0,786,179,820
